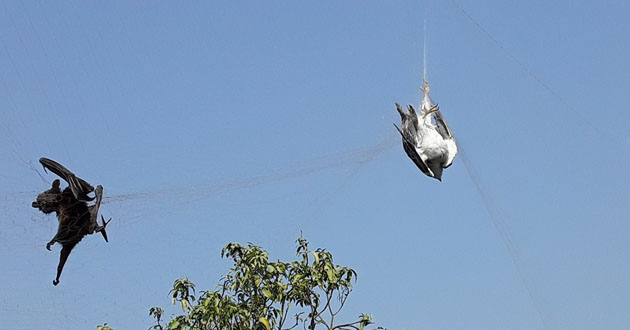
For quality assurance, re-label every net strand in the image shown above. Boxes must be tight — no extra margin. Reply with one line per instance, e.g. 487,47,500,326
459,145,549,330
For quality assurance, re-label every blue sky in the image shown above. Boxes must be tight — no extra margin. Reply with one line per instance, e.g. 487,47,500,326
1,1,629,329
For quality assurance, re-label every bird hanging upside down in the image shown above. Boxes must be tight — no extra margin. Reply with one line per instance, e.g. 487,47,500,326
31,157,110,286
394,79,458,181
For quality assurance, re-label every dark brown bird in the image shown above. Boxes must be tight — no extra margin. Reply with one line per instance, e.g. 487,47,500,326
31,157,110,286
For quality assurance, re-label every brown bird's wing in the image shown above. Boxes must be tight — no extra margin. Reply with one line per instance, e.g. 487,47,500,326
89,185,103,223
39,157,95,201
88,185,110,242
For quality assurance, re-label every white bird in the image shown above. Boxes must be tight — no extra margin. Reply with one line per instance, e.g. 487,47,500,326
394,79,458,181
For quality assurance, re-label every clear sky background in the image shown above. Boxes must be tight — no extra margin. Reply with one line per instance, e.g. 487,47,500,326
1,1,629,329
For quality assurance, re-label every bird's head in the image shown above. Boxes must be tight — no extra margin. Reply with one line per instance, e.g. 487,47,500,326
32,179,62,214
432,167,444,182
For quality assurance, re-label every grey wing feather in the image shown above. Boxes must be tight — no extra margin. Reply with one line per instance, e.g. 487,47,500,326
432,110,454,140
393,124,431,177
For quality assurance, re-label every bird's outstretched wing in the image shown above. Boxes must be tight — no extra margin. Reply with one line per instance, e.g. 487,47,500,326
39,157,95,201
394,124,432,177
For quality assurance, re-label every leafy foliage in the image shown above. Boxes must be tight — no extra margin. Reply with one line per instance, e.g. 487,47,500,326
146,237,388,330
97,324,113,330
149,307,165,330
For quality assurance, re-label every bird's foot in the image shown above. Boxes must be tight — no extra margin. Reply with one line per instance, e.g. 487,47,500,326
421,79,430,94
96,215,111,242
46,241,54,251
422,104,439,118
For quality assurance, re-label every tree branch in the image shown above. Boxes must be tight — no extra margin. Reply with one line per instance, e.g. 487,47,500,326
333,291,349,316
332,320,364,330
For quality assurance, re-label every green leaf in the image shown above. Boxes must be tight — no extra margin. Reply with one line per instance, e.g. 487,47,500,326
259,317,271,330
266,264,276,273
262,288,273,300
325,265,335,283
310,251,320,264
